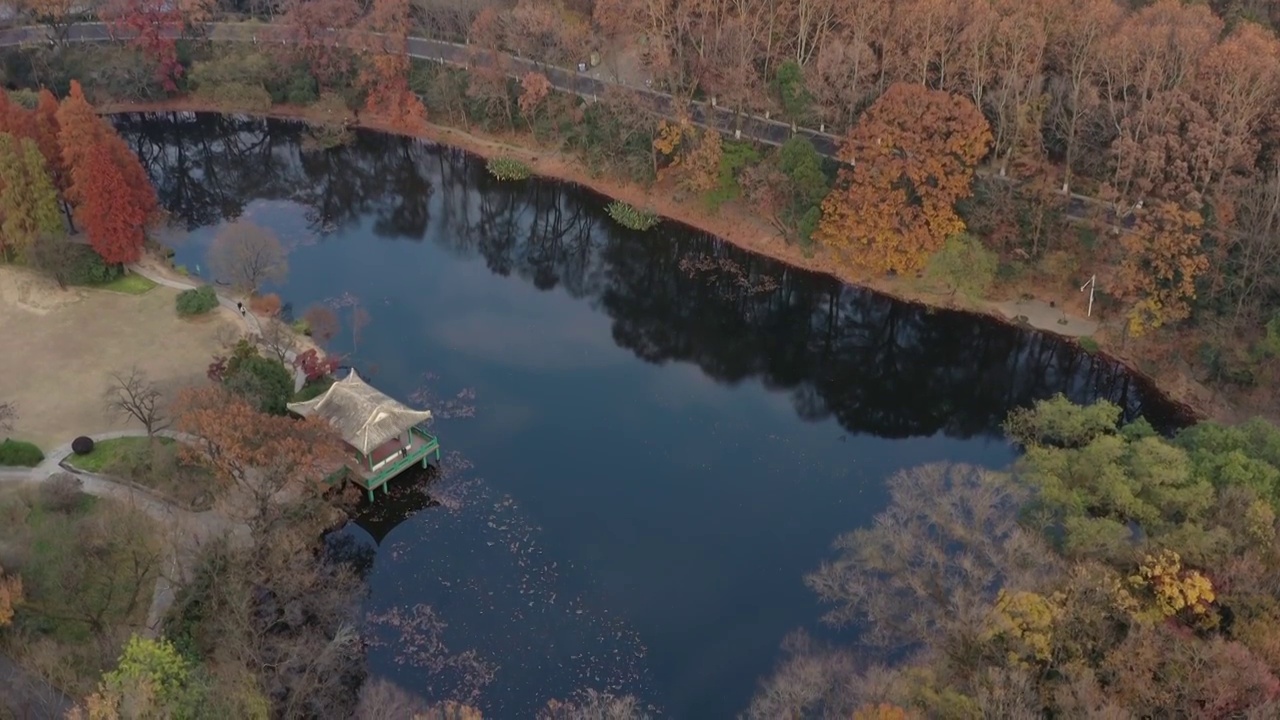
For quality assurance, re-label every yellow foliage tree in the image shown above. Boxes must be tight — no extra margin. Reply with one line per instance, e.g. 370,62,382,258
982,589,1064,667
1126,549,1217,628
815,83,992,275
652,117,689,161
1115,201,1208,337
679,129,722,194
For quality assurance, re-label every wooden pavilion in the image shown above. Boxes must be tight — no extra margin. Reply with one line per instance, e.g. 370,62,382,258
286,370,441,502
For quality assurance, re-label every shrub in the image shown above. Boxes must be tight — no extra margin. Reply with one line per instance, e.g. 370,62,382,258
40,473,84,513
926,233,998,300
224,349,295,415
0,439,43,467
71,436,95,455
606,201,659,231
486,156,532,181
1078,337,1100,354
66,246,122,286
194,82,273,113
292,318,311,336
250,293,282,316
176,285,219,316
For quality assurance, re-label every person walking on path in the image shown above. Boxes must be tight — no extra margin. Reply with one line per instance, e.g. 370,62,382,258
236,300,246,317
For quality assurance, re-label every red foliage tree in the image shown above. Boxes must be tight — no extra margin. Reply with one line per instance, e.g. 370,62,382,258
103,0,185,92
292,349,342,382
0,91,36,141
32,89,66,196
75,140,154,265
57,81,158,262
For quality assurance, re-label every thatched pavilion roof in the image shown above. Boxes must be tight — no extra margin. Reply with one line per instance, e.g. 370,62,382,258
286,370,433,455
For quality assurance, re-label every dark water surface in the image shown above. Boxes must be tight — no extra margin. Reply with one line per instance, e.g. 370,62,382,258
116,112,1187,718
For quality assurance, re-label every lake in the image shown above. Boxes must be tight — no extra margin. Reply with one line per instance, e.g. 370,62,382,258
116,112,1187,718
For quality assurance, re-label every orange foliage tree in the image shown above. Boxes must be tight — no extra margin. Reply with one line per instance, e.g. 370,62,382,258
356,0,428,130
174,386,347,537
75,141,153,264
56,81,158,264
815,83,992,275
518,71,552,132
1115,201,1208,336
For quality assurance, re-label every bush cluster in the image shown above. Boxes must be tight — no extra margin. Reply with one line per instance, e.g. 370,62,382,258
176,285,219,316
0,438,44,467
66,245,122,286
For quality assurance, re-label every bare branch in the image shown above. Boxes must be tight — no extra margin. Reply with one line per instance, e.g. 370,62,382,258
207,219,289,294
0,400,15,434
259,317,298,364
103,367,169,437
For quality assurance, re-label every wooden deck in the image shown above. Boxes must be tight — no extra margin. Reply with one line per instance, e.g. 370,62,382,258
345,427,441,501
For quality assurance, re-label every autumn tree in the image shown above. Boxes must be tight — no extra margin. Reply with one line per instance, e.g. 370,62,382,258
102,0,187,92
281,0,361,88
71,635,206,719
518,71,552,133
358,0,428,130
57,81,158,264
33,89,70,223
206,219,288,294
174,386,346,537
75,140,154,265
0,132,62,261
815,83,992,274
1114,201,1208,337
19,0,79,44
54,81,102,195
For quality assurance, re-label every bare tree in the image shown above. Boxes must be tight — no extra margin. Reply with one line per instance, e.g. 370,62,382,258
0,400,15,434
27,233,81,290
805,463,1063,654
103,367,169,436
259,317,298,364
207,219,289,294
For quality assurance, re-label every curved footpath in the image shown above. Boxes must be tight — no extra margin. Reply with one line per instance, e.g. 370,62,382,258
0,263,284,718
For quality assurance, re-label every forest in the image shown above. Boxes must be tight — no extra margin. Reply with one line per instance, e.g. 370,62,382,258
4,0,1280,415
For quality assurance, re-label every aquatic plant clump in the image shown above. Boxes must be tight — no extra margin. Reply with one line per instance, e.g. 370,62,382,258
486,156,532,181
606,201,659,231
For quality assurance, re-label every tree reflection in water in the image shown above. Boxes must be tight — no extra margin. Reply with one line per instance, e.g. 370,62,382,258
114,111,1193,717
116,111,1188,442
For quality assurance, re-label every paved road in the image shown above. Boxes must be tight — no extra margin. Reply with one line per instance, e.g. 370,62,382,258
0,21,1134,226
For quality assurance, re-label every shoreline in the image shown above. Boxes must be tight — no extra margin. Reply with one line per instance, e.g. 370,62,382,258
100,98,1214,426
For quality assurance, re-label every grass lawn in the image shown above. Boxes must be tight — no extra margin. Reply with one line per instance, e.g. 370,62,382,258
64,436,172,473
64,436,214,510
94,273,158,295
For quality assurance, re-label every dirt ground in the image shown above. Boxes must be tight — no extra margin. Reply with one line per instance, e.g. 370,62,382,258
0,266,237,451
